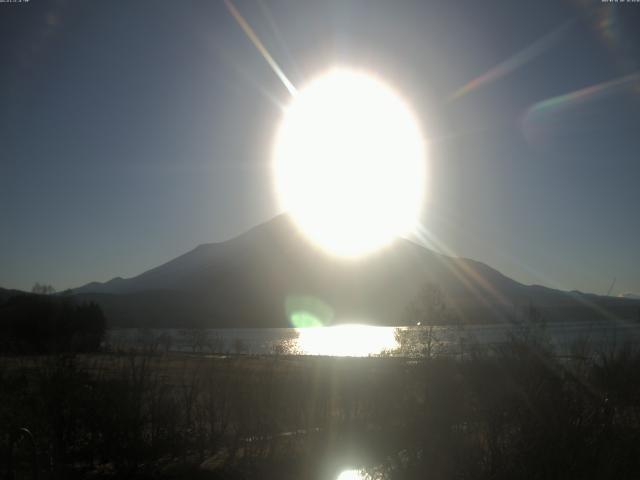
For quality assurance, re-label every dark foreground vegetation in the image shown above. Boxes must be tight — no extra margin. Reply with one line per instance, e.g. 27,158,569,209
0,291,106,354
2,332,640,480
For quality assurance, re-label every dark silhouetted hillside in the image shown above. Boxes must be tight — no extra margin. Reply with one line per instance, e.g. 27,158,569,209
0,291,106,353
72,215,640,328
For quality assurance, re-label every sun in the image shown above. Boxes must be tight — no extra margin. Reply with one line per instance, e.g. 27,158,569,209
273,68,427,257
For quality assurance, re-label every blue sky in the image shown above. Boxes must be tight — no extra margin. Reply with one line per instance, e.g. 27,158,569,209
1,0,639,296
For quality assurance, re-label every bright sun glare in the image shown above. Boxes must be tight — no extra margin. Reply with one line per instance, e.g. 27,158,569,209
336,469,366,480
273,68,427,257
297,324,398,357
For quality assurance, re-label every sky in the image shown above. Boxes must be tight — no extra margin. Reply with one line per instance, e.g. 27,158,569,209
1,0,639,296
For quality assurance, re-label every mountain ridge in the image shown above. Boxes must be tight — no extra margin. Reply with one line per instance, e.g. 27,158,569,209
69,215,640,328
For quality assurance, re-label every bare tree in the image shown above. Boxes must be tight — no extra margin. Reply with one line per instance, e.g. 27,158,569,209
31,282,56,295
405,282,448,326
396,283,450,358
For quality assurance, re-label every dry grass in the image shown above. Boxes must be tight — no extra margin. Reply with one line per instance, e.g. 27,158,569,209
2,341,640,479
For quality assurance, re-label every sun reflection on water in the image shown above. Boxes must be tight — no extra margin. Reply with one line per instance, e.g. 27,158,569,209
336,469,366,480
296,324,398,357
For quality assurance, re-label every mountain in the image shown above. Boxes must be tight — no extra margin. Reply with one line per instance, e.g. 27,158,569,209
0,287,26,304
620,293,640,300
73,215,640,328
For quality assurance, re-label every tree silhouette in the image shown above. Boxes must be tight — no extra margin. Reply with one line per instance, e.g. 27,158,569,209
395,283,451,358
0,291,106,353
31,282,56,295
405,282,448,325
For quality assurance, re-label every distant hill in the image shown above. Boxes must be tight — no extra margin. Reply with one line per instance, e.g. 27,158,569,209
620,293,640,300
73,215,640,328
0,287,26,304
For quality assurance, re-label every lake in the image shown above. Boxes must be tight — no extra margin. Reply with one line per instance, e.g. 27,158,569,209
105,320,640,357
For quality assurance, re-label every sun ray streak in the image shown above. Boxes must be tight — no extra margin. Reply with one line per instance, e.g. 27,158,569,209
224,0,297,96
412,224,513,321
414,224,630,332
524,72,640,118
448,19,574,102
522,72,640,143
211,39,286,109
256,0,302,80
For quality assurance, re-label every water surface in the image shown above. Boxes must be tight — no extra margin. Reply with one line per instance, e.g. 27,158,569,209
105,320,640,357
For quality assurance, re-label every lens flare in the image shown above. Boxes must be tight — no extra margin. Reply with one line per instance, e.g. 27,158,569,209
449,20,573,101
577,2,638,75
285,295,334,328
522,72,640,143
526,73,640,117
